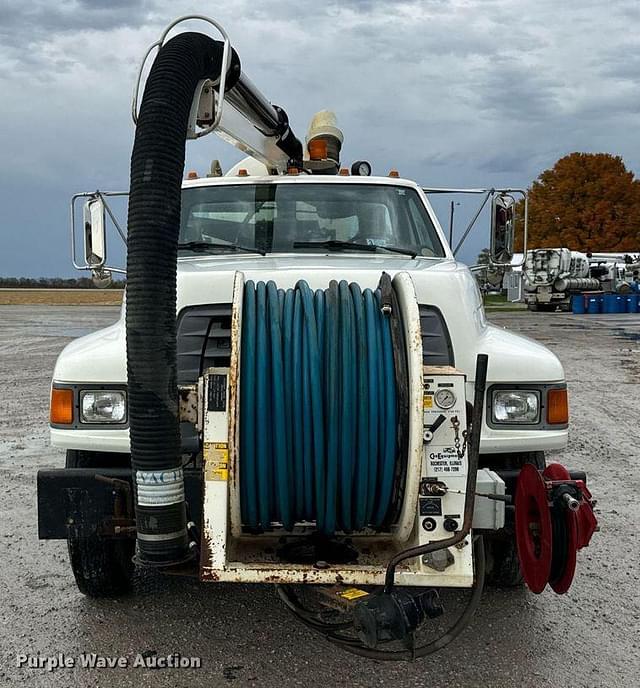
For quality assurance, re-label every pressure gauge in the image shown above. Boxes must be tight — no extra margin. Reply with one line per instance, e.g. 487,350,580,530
351,160,372,176
434,388,456,409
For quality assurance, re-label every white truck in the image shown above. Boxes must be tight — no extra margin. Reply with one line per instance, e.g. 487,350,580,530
523,248,599,311
37,16,597,659
588,252,640,293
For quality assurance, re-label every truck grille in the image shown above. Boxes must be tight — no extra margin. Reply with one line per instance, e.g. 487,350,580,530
419,305,454,366
177,304,233,385
176,303,452,383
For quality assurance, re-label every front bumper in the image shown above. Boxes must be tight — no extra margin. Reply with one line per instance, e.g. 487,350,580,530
37,468,203,540
37,465,585,541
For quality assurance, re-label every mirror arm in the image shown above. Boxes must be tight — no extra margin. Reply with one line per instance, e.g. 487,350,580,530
96,191,128,246
452,189,494,256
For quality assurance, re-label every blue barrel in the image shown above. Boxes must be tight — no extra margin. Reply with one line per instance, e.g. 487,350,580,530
626,294,638,313
602,293,618,313
615,294,625,313
571,294,586,314
586,295,601,314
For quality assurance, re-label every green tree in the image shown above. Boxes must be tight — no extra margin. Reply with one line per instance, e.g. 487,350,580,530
517,153,640,252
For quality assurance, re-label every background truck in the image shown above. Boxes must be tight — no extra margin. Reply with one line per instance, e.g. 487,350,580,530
587,252,640,293
523,248,599,310
37,16,597,659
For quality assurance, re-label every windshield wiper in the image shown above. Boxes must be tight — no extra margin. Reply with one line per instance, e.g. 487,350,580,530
293,239,417,258
178,241,266,256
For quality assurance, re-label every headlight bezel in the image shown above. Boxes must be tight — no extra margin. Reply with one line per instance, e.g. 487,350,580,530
486,383,568,429
50,383,128,429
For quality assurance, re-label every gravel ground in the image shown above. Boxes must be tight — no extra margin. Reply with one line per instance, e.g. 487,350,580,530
1,305,638,687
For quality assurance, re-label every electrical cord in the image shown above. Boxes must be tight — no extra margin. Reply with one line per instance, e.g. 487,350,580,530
276,535,486,660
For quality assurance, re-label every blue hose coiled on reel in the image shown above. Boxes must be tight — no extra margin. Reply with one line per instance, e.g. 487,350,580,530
240,279,399,534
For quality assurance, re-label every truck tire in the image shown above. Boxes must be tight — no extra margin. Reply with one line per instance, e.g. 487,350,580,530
485,451,546,588
66,450,135,597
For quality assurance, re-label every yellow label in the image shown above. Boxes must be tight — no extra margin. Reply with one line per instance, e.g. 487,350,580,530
337,587,369,601
423,395,433,409
204,442,229,481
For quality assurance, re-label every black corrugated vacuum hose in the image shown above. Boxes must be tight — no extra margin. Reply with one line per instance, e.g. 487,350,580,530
127,32,243,566
127,29,302,566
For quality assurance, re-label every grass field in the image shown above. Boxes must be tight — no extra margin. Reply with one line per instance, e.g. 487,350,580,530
483,292,527,312
0,289,124,306
1,289,522,311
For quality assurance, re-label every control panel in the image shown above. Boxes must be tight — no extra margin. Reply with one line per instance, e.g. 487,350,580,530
417,366,473,577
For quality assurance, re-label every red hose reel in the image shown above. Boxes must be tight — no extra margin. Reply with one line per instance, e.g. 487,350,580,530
515,463,597,594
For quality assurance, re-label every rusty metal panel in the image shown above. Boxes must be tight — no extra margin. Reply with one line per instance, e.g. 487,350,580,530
200,560,473,588
228,271,244,539
178,385,198,424
199,368,231,575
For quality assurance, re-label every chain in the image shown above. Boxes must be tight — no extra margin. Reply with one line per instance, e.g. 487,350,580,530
451,416,468,459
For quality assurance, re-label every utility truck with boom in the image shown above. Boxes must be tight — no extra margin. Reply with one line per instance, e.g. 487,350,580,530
523,248,598,311
37,16,598,659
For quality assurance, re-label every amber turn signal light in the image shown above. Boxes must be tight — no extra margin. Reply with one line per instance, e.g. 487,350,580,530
547,388,568,425
50,387,74,425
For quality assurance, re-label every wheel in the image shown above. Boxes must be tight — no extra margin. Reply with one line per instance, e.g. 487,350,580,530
66,450,135,597
527,303,539,311
485,452,546,588
537,303,556,312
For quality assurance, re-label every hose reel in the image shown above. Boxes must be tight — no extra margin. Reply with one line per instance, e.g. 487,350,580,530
515,462,598,593
239,274,409,534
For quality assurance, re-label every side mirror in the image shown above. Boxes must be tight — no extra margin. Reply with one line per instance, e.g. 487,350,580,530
83,197,107,268
490,194,515,265
82,196,113,288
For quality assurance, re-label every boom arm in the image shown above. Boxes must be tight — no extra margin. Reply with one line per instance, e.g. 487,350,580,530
133,15,303,173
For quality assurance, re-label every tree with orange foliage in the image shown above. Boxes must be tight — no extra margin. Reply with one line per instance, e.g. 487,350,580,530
516,153,640,252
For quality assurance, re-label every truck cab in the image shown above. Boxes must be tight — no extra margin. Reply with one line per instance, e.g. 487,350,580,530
52,172,567,457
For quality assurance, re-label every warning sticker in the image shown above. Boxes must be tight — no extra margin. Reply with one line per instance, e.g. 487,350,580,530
428,448,464,474
423,394,433,409
208,374,228,412
204,442,229,481
337,587,369,601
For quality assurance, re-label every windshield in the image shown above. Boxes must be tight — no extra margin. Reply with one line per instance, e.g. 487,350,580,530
179,183,445,257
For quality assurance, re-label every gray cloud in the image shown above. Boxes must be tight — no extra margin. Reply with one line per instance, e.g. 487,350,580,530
1,0,639,276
